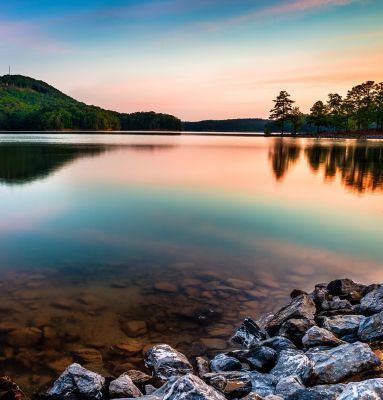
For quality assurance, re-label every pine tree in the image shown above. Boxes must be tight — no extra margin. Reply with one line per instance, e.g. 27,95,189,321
269,91,295,134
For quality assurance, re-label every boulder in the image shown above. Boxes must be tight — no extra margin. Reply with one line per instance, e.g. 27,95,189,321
109,373,142,398
327,279,361,296
271,349,312,382
278,318,316,346
321,297,352,312
231,318,268,348
264,294,316,334
322,315,365,337
144,344,193,380
338,378,383,399
287,384,346,400
153,373,226,400
249,372,277,397
47,363,105,400
229,346,277,372
302,326,344,349
305,342,380,385
358,311,383,342
261,336,297,353
210,354,242,373
360,285,383,315
274,375,305,398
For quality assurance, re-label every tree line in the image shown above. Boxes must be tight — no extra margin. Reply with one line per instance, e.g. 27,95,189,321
269,81,383,134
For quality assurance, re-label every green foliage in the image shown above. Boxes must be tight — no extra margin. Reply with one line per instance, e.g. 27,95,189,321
288,107,305,135
307,101,328,133
269,91,295,134
0,75,181,131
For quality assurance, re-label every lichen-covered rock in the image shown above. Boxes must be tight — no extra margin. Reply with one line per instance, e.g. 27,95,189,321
305,342,380,385
231,318,268,348
210,354,242,373
327,279,361,296
47,363,105,400
109,373,142,398
261,336,297,353
271,349,312,382
338,378,383,399
144,344,193,380
302,326,344,349
274,375,304,398
287,384,346,400
358,311,383,341
322,315,365,337
278,318,316,346
264,294,316,334
153,373,226,400
360,285,383,315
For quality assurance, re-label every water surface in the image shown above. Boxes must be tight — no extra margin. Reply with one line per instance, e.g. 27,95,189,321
1,133,383,392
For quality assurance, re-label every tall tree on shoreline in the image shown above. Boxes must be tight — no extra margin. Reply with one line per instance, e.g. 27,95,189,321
327,93,344,131
269,91,295,134
288,107,305,135
307,101,328,133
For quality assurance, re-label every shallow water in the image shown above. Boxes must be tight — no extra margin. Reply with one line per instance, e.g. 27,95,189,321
1,133,383,392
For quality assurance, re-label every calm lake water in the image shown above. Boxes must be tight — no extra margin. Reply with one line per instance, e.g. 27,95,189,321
1,133,383,392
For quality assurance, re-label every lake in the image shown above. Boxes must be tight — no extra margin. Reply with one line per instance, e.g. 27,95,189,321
1,133,383,392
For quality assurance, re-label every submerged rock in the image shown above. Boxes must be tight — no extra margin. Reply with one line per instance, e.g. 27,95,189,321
47,363,105,400
264,294,316,334
305,342,380,385
302,326,344,349
338,378,383,399
210,353,242,373
0,376,29,400
271,349,312,381
231,318,268,348
109,373,142,398
358,311,383,341
144,344,193,380
6,327,42,348
322,315,365,337
153,373,226,400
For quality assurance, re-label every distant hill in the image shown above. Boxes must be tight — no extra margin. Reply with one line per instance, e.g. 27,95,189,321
182,118,270,132
0,75,181,131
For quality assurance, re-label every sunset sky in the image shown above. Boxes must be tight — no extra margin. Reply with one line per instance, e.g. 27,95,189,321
1,0,383,120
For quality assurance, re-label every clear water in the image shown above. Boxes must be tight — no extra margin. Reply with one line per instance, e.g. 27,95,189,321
1,133,383,392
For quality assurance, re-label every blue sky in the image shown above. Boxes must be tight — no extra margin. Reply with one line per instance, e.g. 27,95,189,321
1,0,383,120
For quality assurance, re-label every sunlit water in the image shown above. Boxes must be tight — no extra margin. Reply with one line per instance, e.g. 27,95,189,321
1,133,383,393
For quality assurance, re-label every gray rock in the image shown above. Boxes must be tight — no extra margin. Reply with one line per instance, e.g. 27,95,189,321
144,385,157,395
210,353,242,373
302,326,344,349
287,384,346,400
327,279,361,296
261,336,297,353
279,318,316,346
153,374,226,400
304,346,333,356
109,373,142,398
249,372,277,397
338,378,383,399
275,375,304,398
229,346,277,372
360,285,383,314
309,283,330,307
196,357,209,377
47,363,105,400
271,349,312,381
264,294,316,334
231,318,268,348
305,342,380,385
358,311,383,341
322,315,366,337
322,297,352,311
144,344,193,380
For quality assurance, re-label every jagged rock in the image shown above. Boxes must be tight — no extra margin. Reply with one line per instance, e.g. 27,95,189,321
327,279,361,296
340,333,359,343
0,376,29,400
145,384,157,395
290,289,307,299
278,318,316,346
249,372,277,397
208,373,252,399
302,326,344,349
274,375,305,398
271,349,312,381
309,283,330,307
109,373,142,398
264,294,316,334
125,370,162,388
229,346,277,372
210,354,242,373
196,357,209,377
287,383,346,400
231,318,268,348
153,373,226,400
47,363,105,400
144,344,193,380
360,285,383,315
242,394,264,400
305,342,380,385
6,327,42,348
322,297,352,311
338,378,383,399
322,315,365,337
358,311,383,341
261,336,297,353
304,346,333,356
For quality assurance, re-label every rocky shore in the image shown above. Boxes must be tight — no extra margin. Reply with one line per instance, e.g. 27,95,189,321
4,278,383,400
